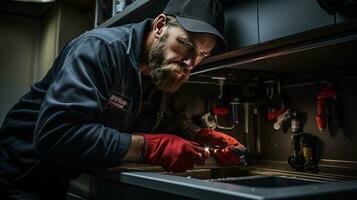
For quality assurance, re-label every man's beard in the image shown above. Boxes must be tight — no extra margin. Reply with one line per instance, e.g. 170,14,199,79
148,34,189,93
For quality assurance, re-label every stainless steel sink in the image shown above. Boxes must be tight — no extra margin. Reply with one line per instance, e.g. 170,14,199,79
105,164,357,200
215,176,321,188
168,166,338,187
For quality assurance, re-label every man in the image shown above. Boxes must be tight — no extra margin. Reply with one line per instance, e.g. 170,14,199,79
0,0,245,199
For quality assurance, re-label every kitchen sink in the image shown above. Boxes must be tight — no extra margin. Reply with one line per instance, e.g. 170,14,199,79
104,164,357,200
215,176,321,188
168,166,336,188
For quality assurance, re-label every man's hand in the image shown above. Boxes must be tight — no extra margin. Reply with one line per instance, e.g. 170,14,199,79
192,128,247,165
192,128,244,147
209,146,247,165
143,134,209,173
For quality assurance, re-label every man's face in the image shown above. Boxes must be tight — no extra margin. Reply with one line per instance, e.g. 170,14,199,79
148,25,216,93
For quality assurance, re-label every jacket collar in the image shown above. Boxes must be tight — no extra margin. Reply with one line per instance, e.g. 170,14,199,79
126,19,153,70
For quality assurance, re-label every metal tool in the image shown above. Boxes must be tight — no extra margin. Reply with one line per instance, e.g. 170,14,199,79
212,107,235,130
207,145,248,166
273,109,291,130
201,112,217,129
231,146,248,166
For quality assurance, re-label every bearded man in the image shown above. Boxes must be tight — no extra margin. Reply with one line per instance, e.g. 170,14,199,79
0,0,246,199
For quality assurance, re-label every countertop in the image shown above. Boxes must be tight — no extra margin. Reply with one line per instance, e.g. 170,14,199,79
95,159,357,200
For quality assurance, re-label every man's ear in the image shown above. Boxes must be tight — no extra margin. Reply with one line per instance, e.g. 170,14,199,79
153,14,167,39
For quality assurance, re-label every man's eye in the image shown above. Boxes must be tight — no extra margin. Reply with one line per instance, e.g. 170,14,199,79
198,52,210,58
183,42,193,50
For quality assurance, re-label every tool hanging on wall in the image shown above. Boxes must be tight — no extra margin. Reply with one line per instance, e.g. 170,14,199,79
271,104,319,172
273,109,291,130
264,79,287,122
267,105,287,121
287,111,305,171
288,133,319,173
212,106,235,130
201,112,217,129
211,99,241,130
201,77,238,130
200,77,225,129
315,82,340,133
283,110,319,173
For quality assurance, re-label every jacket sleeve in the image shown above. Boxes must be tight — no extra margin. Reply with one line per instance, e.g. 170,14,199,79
34,36,131,170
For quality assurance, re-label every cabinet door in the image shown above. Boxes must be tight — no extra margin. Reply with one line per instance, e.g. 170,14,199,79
258,0,335,42
224,0,259,49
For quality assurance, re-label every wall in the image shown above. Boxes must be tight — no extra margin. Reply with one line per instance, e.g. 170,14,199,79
59,3,93,50
38,2,93,79
0,2,93,123
38,3,61,79
181,73,357,170
0,14,40,123
259,75,357,163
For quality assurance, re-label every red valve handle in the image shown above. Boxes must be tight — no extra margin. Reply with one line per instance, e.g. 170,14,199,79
212,107,229,116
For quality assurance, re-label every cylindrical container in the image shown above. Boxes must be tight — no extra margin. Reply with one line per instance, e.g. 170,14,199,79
303,136,312,160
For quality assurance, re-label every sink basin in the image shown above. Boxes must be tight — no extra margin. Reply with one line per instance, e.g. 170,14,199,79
216,176,321,188
166,165,338,189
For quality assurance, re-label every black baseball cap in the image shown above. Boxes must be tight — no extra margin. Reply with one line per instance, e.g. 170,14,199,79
163,0,227,53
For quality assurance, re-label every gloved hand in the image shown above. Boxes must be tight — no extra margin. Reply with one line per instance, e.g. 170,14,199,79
209,146,247,165
192,128,244,147
192,128,247,165
143,133,209,173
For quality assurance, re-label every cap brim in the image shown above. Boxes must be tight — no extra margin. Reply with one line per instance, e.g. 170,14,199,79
175,16,227,53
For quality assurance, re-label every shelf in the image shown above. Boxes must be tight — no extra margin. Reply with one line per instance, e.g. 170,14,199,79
97,0,168,28
191,21,357,82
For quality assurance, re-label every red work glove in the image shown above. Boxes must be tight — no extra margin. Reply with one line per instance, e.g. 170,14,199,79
209,146,247,165
143,134,209,173
192,128,244,147
192,129,247,165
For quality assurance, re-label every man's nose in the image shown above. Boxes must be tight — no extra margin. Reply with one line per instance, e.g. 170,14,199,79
182,57,196,70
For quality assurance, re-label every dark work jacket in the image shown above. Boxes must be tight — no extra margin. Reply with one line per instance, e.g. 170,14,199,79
0,19,172,192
